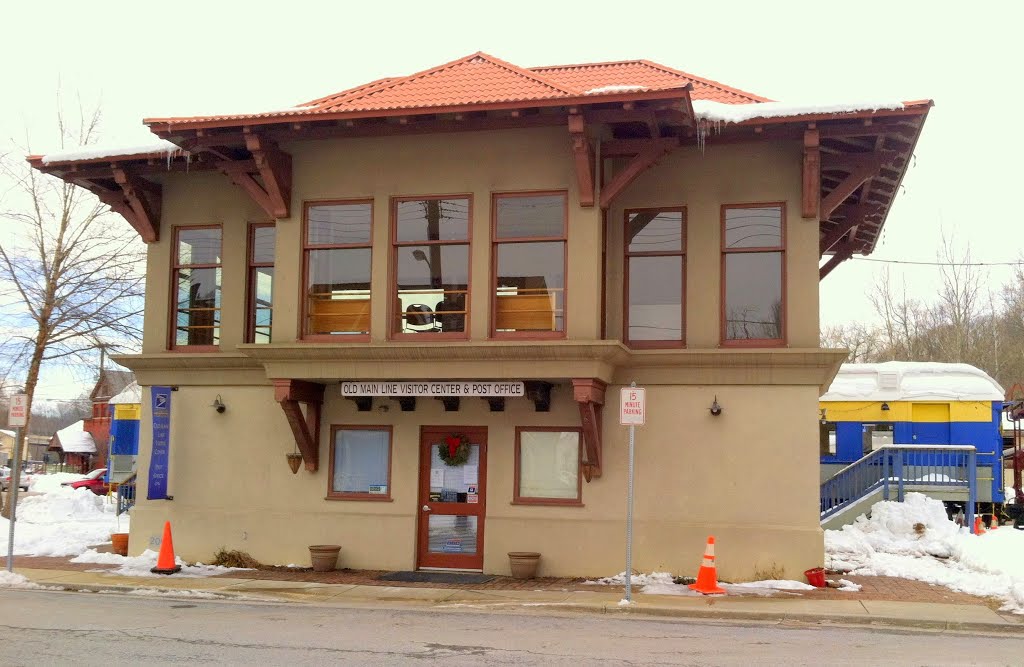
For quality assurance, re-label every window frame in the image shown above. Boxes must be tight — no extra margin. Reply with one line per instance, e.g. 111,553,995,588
245,222,275,345
326,425,394,501
512,426,583,506
719,202,787,347
169,224,223,352
623,206,686,349
389,194,473,341
301,199,374,342
490,191,569,340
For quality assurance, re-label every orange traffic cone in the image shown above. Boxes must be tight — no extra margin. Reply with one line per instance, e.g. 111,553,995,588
150,521,182,575
688,536,726,595
974,516,985,535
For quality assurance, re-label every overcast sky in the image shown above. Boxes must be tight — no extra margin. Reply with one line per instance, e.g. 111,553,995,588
3,0,1022,398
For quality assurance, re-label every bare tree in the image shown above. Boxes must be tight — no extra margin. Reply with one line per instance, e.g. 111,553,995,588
0,101,145,515
821,322,881,362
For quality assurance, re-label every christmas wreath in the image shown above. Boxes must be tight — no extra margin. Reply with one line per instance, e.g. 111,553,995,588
438,433,471,466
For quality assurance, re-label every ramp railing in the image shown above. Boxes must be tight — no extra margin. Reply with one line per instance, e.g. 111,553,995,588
820,445,976,530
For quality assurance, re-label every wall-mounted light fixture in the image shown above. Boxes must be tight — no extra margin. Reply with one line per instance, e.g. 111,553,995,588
880,402,890,412
211,395,226,414
820,409,828,425
709,396,723,417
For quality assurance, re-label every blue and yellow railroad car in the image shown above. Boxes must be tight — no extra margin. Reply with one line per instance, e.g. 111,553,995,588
820,362,1004,504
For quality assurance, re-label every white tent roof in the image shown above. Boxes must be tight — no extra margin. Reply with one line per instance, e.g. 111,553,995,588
821,362,1004,403
55,420,96,453
109,381,141,405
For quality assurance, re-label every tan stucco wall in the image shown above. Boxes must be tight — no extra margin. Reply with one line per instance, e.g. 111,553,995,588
142,129,814,352
127,126,829,580
130,381,822,581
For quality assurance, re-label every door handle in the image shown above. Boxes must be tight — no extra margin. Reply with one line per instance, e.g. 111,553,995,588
422,505,431,512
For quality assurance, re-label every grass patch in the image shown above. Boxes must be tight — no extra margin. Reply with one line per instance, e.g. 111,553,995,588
211,548,263,569
752,563,786,581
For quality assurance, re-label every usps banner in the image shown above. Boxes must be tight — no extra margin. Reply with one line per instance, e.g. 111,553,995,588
148,386,171,499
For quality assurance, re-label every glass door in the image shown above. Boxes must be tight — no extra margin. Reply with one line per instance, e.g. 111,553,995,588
417,426,487,570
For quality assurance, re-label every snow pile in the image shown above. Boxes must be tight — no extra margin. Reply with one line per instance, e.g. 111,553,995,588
727,580,815,591
585,571,833,597
72,548,244,578
826,492,1024,613
0,485,126,557
30,472,85,494
692,99,906,124
0,570,43,589
834,578,862,592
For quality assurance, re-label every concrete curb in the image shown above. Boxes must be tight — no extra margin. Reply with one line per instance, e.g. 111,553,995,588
17,575,1024,636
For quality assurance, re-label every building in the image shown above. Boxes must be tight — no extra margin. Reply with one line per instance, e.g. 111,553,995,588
48,420,97,473
0,429,14,467
29,53,930,580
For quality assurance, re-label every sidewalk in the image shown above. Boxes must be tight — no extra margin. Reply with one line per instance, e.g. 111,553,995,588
9,558,1024,635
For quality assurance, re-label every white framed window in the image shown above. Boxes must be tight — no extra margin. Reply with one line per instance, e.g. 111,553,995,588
514,428,581,505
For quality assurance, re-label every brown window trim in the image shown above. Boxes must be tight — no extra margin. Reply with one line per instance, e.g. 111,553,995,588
490,191,568,341
169,224,222,352
301,199,373,342
389,194,473,342
512,426,584,506
719,202,787,348
326,424,394,501
623,206,686,349
245,222,275,345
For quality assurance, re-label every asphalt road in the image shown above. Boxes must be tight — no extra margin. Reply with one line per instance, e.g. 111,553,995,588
0,589,1021,666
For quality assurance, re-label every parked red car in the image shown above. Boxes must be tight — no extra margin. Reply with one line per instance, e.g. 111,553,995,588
62,468,109,495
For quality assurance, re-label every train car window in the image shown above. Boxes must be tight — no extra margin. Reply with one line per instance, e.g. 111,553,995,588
862,423,894,455
820,422,836,456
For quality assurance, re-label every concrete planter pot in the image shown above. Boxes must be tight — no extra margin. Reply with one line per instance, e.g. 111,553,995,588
110,533,129,557
309,544,341,572
508,552,541,579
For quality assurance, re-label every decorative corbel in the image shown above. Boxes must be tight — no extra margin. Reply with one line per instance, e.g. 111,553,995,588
572,378,607,482
568,114,595,207
273,380,324,472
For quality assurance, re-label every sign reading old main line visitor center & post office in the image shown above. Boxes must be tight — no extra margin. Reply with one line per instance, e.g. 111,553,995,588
340,381,525,397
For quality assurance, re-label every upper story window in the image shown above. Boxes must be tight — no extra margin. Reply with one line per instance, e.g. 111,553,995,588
392,196,470,338
492,193,567,338
304,201,372,339
624,208,685,347
721,204,785,345
246,223,275,344
172,226,221,350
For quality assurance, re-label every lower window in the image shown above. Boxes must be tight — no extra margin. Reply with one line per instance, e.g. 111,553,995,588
514,428,582,504
328,426,392,500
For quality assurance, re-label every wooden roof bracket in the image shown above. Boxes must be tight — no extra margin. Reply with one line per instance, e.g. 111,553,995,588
599,138,678,209
218,132,292,219
802,128,820,219
820,151,898,218
572,378,607,482
819,241,858,281
273,379,324,472
100,167,162,242
568,114,595,207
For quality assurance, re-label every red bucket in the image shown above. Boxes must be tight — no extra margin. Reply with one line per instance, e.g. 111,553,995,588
804,567,827,588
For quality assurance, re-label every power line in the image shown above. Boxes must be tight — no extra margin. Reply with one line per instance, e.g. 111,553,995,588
850,257,1024,267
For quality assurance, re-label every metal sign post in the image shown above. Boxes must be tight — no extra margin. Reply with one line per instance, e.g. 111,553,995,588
619,383,646,603
6,393,28,572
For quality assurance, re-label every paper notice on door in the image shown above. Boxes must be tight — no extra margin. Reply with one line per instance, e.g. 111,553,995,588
463,464,478,485
430,467,445,490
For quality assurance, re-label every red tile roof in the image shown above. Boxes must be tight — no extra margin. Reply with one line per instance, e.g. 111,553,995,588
530,60,771,104
144,52,712,127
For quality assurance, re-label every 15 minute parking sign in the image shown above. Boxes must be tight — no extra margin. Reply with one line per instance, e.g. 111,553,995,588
619,387,646,426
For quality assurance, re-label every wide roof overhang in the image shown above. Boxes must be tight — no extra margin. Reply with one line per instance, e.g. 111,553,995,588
28,90,931,279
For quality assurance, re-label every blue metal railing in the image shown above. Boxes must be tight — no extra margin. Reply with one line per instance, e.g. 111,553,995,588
116,473,137,516
820,445,977,531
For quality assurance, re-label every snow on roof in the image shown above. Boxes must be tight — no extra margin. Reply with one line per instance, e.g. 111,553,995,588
40,139,185,165
109,381,141,405
583,84,650,95
0,429,15,438
692,99,905,124
821,362,1004,403
54,420,96,453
